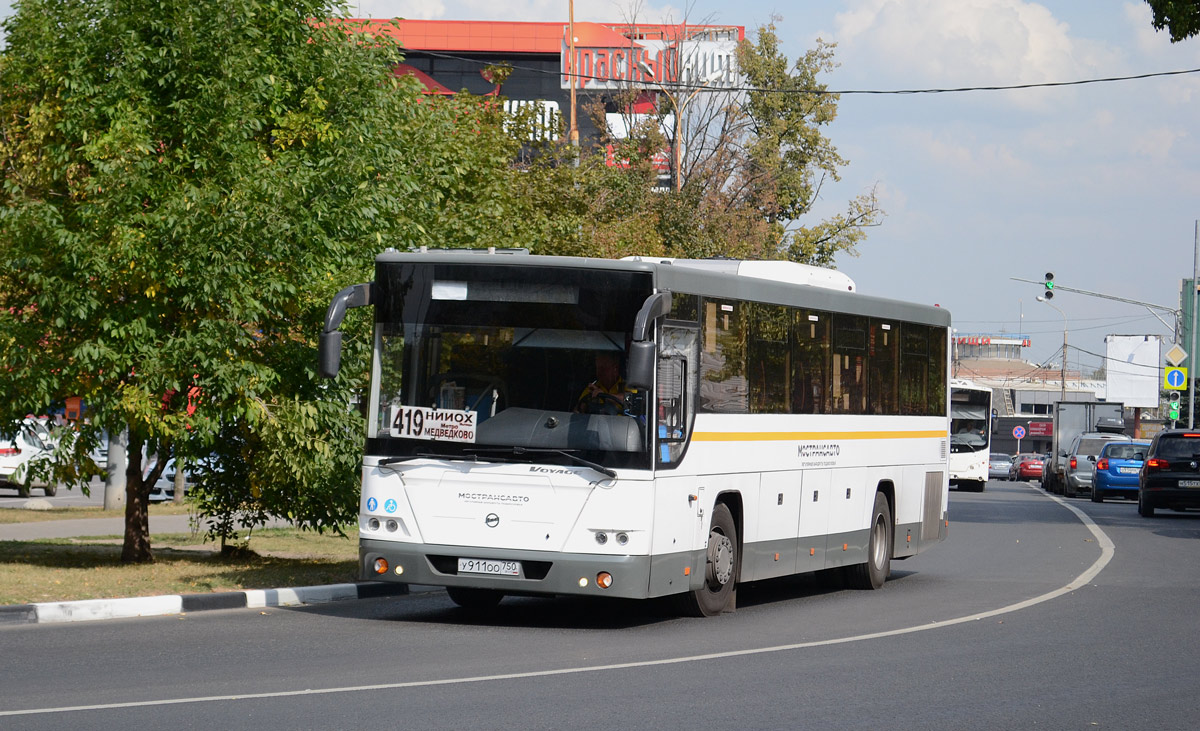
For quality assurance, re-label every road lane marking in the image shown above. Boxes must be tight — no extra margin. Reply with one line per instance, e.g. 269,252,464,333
1,488,1113,718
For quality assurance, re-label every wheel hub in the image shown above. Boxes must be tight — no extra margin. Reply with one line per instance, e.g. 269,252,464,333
707,530,734,586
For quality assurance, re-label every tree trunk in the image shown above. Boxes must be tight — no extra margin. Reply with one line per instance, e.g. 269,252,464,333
121,432,153,563
172,457,186,504
103,428,127,511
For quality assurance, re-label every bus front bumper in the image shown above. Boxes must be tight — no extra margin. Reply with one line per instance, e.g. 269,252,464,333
360,538,679,600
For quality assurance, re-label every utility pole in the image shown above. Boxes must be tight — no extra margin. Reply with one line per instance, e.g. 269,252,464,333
1192,219,1199,428
567,0,578,152
1038,295,1067,401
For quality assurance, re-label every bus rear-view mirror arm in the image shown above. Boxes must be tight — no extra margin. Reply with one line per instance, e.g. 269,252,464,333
319,282,374,379
626,291,672,391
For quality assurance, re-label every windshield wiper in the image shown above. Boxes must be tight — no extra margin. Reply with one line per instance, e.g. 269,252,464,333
469,447,617,479
378,452,512,467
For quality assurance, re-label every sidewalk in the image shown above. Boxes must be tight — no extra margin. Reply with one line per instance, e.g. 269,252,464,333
0,505,428,626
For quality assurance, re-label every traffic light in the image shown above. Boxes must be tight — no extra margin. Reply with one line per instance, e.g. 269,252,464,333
1169,391,1181,421
1043,272,1055,299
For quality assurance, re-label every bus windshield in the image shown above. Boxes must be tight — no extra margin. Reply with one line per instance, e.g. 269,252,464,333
950,400,990,452
367,262,655,467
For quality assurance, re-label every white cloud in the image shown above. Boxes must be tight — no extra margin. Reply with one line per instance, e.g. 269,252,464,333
1131,125,1187,164
833,0,1088,87
902,126,1030,180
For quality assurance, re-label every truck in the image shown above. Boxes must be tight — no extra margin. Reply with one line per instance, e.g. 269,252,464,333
1042,401,1125,495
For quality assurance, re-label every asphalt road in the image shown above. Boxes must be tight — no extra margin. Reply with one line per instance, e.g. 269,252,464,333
3,480,1198,730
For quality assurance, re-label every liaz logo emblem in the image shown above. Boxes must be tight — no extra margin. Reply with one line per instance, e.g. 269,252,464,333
485,513,500,528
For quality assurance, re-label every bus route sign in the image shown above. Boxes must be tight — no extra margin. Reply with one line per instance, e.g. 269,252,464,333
390,405,477,443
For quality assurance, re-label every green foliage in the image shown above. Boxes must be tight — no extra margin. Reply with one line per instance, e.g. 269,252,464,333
188,397,365,549
1146,0,1200,42
0,0,518,560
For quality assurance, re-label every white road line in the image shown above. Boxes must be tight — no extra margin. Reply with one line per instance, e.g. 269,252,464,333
1,488,1113,718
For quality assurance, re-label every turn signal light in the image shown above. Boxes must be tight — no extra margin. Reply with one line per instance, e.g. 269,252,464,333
373,557,389,575
596,572,613,589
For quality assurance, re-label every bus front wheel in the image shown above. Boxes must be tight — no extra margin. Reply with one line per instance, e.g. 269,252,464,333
678,502,738,617
846,491,892,590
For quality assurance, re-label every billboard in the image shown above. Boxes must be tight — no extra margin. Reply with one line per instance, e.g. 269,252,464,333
1104,335,1161,408
561,22,741,91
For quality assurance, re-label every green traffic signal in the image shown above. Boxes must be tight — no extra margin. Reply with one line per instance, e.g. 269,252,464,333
1043,272,1055,299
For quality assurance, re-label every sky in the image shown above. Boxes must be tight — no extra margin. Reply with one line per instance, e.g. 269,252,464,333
3,0,1199,376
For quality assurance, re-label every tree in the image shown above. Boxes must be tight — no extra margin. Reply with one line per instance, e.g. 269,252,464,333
1146,0,1200,42
506,20,880,267
0,0,519,561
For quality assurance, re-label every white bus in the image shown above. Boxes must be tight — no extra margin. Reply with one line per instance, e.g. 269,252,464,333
319,250,951,616
948,379,992,492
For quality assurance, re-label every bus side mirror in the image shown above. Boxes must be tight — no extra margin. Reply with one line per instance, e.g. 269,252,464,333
319,331,343,379
626,341,655,391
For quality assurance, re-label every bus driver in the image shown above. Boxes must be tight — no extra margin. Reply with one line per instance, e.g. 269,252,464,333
575,351,626,414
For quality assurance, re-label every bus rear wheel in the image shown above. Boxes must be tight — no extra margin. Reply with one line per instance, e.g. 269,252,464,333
446,587,504,610
677,502,738,617
846,492,892,590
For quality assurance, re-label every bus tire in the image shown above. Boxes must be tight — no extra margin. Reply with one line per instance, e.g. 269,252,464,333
677,502,738,617
43,484,57,497
847,492,892,590
446,587,504,610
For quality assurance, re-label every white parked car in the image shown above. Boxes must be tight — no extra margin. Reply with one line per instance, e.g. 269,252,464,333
0,418,58,496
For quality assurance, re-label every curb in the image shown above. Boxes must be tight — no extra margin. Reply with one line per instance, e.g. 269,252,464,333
0,581,418,626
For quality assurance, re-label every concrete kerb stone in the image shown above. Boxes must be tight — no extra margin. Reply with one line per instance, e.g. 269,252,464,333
0,581,419,626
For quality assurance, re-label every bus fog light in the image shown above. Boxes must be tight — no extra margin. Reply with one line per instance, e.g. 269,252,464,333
596,572,613,589
386,519,398,532
616,532,629,546
595,531,608,545
578,577,588,587
373,557,389,575
394,565,404,576
368,518,380,531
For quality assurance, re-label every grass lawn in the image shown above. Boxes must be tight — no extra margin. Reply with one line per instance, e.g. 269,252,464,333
0,503,192,523
0,505,361,605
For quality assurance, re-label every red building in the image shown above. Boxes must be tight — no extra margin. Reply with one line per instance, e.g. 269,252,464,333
357,19,744,147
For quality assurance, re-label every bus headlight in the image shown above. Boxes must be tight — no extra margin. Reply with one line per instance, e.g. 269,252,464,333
595,531,608,545
368,518,380,531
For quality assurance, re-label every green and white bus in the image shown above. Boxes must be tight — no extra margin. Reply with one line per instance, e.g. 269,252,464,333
320,250,950,615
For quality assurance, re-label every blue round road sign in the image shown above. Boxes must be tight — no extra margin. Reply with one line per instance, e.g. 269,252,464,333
1167,367,1187,389
1013,426,1026,439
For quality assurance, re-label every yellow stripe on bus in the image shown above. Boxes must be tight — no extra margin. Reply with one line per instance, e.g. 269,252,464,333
691,430,947,442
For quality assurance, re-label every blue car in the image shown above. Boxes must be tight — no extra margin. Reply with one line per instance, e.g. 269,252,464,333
1092,441,1150,502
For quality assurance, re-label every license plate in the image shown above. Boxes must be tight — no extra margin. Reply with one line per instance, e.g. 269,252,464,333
458,558,520,576
1179,480,1200,488
1119,467,1139,474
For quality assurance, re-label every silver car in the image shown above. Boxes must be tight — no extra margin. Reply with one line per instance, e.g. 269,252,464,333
1064,432,1132,498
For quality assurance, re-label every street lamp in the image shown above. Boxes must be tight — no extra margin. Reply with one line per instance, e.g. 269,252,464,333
638,62,722,191
1037,295,1067,401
